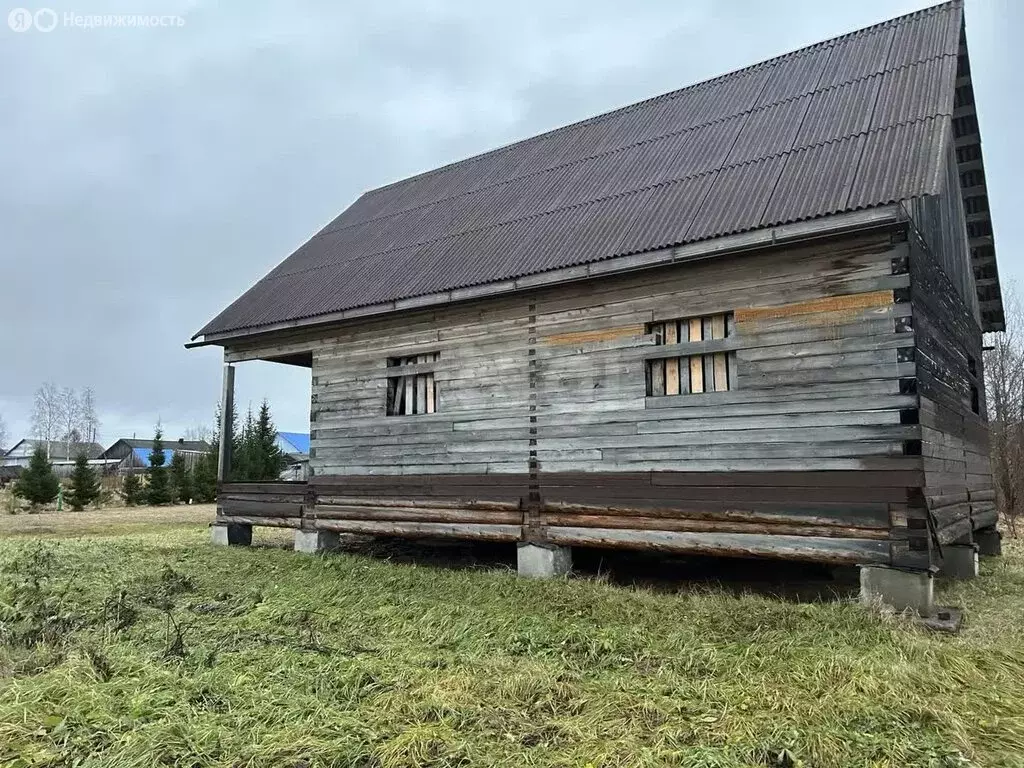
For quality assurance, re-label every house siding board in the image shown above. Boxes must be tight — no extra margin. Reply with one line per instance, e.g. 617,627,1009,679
252,229,924,565
197,2,1000,341
906,134,993,542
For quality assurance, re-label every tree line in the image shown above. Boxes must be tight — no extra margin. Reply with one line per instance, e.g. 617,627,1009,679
10,399,289,510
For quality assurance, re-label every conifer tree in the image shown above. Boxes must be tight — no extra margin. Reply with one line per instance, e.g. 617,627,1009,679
122,473,143,506
170,451,192,504
14,446,60,507
67,452,100,510
146,427,171,505
192,406,224,502
232,407,257,482
253,400,286,481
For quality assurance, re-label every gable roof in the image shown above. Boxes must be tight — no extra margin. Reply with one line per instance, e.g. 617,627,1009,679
101,438,211,457
3,439,105,461
194,0,1002,342
129,447,207,467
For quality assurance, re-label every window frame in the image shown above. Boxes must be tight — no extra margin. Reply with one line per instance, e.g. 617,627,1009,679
644,313,736,397
385,351,440,416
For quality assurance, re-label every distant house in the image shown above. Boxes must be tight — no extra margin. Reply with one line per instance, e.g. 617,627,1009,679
276,432,310,480
100,438,211,473
1,439,112,478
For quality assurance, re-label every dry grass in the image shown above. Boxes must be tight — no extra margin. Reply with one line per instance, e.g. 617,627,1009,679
0,504,215,538
0,519,1023,767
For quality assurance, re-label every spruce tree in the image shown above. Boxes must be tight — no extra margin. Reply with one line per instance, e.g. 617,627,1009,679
146,427,171,505
122,473,143,506
67,452,100,510
14,446,60,507
193,406,224,502
254,400,286,481
169,451,192,504
232,407,257,482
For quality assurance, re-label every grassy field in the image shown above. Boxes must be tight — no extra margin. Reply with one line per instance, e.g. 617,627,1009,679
1,513,1023,767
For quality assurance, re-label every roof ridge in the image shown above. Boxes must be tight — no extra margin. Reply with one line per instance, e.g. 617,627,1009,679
313,50,958,244
354,1,959,201
264,114,950,286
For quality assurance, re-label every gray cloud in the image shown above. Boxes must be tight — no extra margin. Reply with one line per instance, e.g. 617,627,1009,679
1,0,1019,445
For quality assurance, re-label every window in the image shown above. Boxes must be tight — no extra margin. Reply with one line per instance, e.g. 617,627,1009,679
645,313,735,396
386,352,439,416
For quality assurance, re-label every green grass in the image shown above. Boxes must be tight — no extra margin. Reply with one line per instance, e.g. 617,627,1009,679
1,527,1023,768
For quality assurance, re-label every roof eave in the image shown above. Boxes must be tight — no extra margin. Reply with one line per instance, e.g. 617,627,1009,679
188,205,906,349
955,25,1004,332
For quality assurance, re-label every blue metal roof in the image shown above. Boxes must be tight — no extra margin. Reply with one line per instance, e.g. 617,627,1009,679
132,447,191,467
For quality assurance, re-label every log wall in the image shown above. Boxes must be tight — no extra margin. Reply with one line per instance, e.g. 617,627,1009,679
218,222,993,568
907,128,996,546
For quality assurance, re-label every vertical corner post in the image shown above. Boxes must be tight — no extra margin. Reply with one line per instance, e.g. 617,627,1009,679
218,361,235,483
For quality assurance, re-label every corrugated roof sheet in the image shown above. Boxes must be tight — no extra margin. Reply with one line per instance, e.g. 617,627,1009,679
197,1,969,340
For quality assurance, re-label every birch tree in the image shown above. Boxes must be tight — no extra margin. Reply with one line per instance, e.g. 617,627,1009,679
58,387,83,457
985,283,1024,536
31,382,61,458
80,387,100,444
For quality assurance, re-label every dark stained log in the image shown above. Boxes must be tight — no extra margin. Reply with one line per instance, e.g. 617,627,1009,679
545,527,890,564
972,508,998,529
216,515,303,528
221,493,308,505
313,519,521,541
540,500,889,529
541,512,889,540
937,518,973,545
316,496,519,511
219,481,307,494
311,505,522,525
219,500,304,517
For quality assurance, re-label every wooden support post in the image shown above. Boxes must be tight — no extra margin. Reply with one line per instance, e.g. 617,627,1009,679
218,362,235,483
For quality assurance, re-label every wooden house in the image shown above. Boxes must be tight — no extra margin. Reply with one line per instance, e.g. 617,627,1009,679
190,1,1002,613
1,439,112,478
99,438,212,474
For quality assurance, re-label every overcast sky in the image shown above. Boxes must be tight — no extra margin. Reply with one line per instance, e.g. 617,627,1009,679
0,0,1019,447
